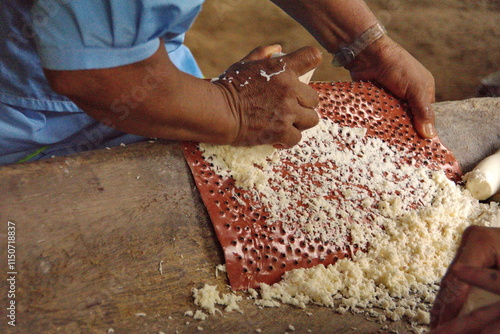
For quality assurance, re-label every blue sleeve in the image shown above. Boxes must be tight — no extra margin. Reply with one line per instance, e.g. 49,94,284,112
32,0,203,70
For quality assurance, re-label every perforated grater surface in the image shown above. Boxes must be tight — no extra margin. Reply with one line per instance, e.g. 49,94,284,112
183,81,461,291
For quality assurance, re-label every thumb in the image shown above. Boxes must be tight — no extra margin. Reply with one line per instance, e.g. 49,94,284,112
282,46,322,77
411,104,437,139
241,44,283,62
408,92,437,139
405,71,437,139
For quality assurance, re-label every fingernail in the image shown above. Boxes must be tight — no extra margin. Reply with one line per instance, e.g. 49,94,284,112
424,122,436,138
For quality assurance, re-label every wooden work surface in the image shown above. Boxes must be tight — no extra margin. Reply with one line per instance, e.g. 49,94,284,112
0,98,499,334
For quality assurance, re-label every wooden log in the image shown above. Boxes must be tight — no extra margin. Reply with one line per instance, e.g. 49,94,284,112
433,97,500,173
0,141,397,333
0,97,498,333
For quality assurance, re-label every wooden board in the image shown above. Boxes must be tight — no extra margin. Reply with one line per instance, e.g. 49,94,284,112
433,97,500,173
0,97,499,333
0,141,407,333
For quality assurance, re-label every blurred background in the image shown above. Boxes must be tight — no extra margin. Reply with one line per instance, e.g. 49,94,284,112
186,0,500,101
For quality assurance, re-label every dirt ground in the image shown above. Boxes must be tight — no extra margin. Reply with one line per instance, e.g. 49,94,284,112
186,0,500,102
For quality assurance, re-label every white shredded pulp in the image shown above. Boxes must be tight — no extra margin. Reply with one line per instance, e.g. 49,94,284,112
193,117,498,329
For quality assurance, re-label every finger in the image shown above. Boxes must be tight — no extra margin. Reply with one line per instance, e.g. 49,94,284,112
409,103,436,139
293,107,319,131
453,264,500,295
454,226,500,268
282,46,322,77
241,44,283,62
431,276,463,325
433,226,500,326
432,274,471,327
296,85,320,109
407,80,437,139
430,301,500,334
274,126,302,149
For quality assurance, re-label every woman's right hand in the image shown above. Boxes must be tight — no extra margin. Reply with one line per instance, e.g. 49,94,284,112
213,45,322,148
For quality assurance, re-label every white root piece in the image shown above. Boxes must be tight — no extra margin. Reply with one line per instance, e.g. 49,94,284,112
464,148,500,200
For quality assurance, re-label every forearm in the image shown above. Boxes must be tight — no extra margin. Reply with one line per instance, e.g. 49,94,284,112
270,0,378,52
44,41,237,145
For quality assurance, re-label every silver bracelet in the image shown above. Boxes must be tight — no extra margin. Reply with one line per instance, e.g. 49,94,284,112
331,22,387,68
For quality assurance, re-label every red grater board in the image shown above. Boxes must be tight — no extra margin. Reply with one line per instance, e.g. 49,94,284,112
182,81,461,291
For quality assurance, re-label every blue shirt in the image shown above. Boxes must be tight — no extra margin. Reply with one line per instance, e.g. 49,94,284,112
0,0,204,165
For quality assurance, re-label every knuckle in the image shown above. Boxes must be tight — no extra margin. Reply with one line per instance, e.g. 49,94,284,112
464,225,490,241
461,225,498,249
420,108,434,122
426,106,435,117
301,46,322,63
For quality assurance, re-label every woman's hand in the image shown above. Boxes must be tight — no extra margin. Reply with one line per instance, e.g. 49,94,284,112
346,35,437,139
44,42,321,148
430,226,500,333
213,45,322,148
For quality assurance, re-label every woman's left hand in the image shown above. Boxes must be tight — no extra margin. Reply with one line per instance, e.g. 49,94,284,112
346,35,437,139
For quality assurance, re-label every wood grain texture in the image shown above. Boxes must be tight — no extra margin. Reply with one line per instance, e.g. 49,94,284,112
0,98,498,333
0,141,408,333
433,97,500,173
